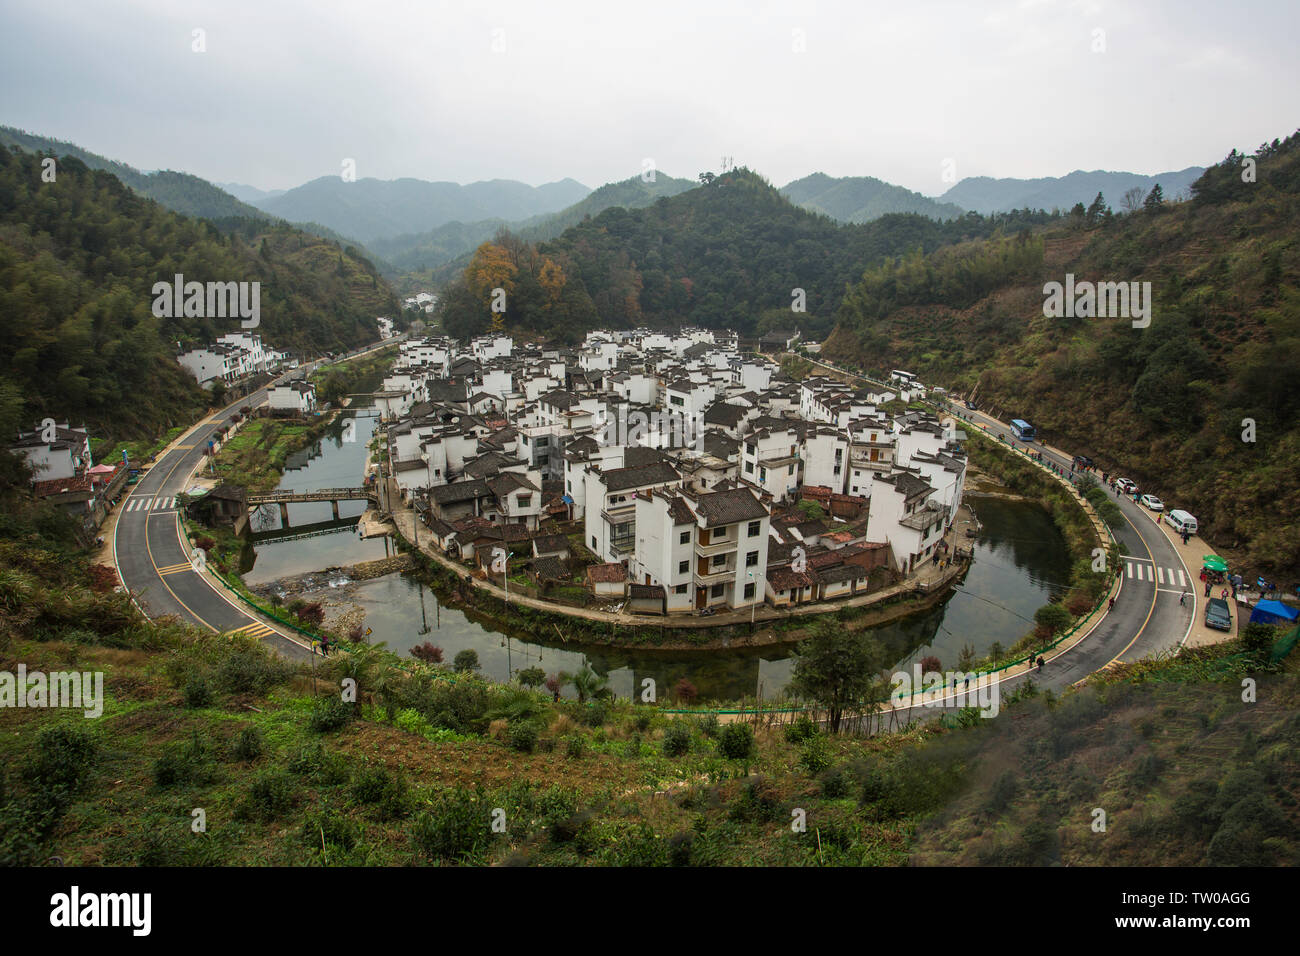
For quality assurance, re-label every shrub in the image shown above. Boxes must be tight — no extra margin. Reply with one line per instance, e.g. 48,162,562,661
232,727,264,762
565,736,586,759
820,765,852,799
183,675,213,708
578,701,608,728
717,722,754,760
287,743,350,786
238,770,299,821
919,655,942,675
296,602,325,627
351,763,411,819
1035,603,1073,635
410,642,444,664
698,714,720,739
412,787,493,862
783,714,818,743
28,725,97,791
673,678,698,704
662,722,691,757
508,721,539,753
309,696,355,733
798,735,831,775
301,809,360,854
216,648,292,695
453,649,480,673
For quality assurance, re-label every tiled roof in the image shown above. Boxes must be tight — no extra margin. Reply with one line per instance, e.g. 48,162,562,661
586,562,627,584
691,487,767,528
601,460,680,493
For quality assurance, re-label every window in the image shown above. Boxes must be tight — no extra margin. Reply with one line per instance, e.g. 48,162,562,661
713,527,727,540
833,465,841,476
671,395,684,407
835,447,843,461
760,467,767,481
788,465,795,476
516,495,531,508
711,584,724,598
712,554,726,567
744,583,756,600
746,551,758,567
746,443,756,455
747,520,761,537
591,536,597,549
679,531,690,544
744,461,754,474
674,584,688,594
678,560,689,574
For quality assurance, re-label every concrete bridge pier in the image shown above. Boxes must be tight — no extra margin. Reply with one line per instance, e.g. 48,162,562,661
279,502,290,525
331,499,340,521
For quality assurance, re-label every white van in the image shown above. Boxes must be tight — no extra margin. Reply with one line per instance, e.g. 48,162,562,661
1166,510,1198,535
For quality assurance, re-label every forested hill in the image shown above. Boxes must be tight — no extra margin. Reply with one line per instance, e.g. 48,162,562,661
436,168,1060,343
0,148,399,445
0,126,269,222
781,172,964,222
825,131,1300,576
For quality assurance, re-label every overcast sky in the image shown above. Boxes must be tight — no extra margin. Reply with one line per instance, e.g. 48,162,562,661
2,0,1297,196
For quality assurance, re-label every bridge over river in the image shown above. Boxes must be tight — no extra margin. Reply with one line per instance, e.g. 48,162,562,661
247,486,378,523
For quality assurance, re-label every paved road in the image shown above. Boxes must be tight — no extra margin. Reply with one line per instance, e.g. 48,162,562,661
112,339,399,660
798,357,1196,705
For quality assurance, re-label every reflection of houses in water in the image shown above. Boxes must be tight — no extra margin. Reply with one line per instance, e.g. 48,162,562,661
579,652,766,705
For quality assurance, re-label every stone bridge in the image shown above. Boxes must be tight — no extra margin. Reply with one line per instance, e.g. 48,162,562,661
247,486,377,523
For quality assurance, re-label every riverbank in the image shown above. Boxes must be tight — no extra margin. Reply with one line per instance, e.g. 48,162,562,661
381,489,973,652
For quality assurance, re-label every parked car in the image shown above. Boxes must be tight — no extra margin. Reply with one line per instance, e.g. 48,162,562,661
964,400,977,410
1115,478,1137,494
1140,494,1164,511
1166,510,1198,535
1205,598,1232,631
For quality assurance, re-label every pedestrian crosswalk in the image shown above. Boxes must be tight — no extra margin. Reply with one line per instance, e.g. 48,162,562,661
1124,559,1187,587
125,496,178,512
227,621,278,639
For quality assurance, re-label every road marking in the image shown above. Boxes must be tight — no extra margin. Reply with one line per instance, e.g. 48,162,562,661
228,621,277,638
1126,563,1134,579
1177,569,1187,587
155,562,190,573
1157,566,1165,584
159,565,193,576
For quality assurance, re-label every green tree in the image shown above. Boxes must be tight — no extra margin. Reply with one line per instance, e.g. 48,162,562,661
1144,183,1164,211
789,618,885,734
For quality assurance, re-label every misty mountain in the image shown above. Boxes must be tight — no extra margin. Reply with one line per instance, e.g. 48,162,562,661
939,167,1206,214
371,172,697,273
219,182,287,203
251,175,592,243
781,172,964,222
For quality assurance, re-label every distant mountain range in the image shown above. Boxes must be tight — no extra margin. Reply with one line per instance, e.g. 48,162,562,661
372,172,698,274
248,175,592,244
937,167,1206,215
780,173,964,222
218,182,286,203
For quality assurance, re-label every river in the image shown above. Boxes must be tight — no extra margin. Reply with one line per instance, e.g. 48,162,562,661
239,401,1072,702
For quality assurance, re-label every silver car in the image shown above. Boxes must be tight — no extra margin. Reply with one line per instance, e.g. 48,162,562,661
1140,494,1164,511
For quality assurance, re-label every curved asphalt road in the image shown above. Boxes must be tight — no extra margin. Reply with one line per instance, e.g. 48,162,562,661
799,358,1195,710
113,340,399,661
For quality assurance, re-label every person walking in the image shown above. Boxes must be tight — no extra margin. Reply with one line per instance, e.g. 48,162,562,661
1220,587,1229,601
1108,596,1116,611
1179,591,1187,606
1205,580,1212,598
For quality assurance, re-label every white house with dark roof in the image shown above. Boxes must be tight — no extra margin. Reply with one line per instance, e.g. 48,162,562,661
582,459,682,563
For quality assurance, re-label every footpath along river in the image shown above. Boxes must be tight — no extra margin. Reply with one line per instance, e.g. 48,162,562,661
233,402,1072,700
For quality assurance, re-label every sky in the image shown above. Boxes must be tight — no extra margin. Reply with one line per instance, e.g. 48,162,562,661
1,0,1297,196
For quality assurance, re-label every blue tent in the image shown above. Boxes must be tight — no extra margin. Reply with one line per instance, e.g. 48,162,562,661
1249,600,1300,627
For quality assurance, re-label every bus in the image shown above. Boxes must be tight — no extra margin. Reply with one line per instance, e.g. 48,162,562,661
1010,419,1036,441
